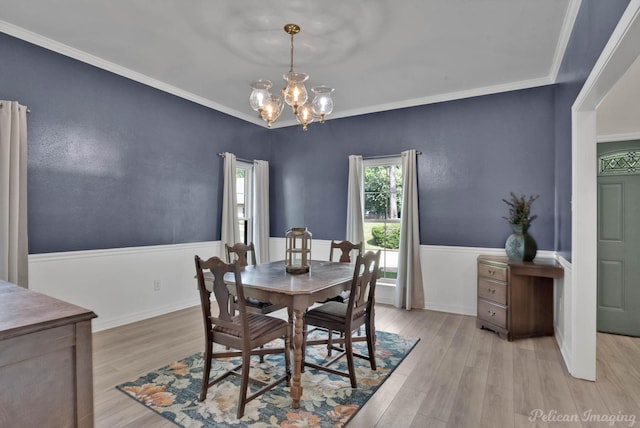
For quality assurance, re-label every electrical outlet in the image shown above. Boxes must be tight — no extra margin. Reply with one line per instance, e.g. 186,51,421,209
153,280,161,291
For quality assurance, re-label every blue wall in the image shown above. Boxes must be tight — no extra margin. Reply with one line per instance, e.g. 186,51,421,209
269,87,557,250
0,33,271,253
553,0,630,261
0,0,630,255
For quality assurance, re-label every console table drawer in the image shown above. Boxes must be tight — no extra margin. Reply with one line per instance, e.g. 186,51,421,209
477,299,507,328
477,278,507,305
477,262,507,282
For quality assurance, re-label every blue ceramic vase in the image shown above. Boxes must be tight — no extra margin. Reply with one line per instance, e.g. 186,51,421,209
505,224,537,261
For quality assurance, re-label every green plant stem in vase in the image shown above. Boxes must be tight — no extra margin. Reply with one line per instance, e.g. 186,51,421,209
502,192,539,261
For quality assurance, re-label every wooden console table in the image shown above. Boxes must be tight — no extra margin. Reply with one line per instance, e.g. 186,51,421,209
476,255,564,341
0,280,97,427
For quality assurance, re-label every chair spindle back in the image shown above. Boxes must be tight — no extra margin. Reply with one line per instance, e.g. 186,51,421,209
194,255,248,336
347,250,381,322
225,242,257,267
329,240,363,263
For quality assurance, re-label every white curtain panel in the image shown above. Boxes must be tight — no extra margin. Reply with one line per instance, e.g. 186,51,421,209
346,155,365,247
0,101,29,287
220,152,239,259
395,149,424,310
253,160,270,264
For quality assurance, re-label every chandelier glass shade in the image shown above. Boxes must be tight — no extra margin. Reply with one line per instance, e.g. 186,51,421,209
249,24,334,131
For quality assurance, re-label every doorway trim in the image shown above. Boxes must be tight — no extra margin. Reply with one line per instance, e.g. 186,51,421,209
572,0,640,380
598,131,640,143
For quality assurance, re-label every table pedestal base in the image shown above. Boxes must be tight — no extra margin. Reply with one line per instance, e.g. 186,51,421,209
291,308,304,409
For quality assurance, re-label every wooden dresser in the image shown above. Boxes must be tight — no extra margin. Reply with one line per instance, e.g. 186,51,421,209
476,255,563,341
0,280,97,427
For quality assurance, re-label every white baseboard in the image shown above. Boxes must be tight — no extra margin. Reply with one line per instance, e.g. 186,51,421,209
96,297,200,332
425,302,476,316
555,325,573,375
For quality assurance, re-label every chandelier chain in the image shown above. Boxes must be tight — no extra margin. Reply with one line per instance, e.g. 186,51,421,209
289,32,295,73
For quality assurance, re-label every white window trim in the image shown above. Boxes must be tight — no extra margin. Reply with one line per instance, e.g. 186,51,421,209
236,161,253,244
363,156,402,168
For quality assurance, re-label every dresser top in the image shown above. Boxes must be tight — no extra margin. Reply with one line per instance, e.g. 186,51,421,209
0,280,97,341
478,255,564,278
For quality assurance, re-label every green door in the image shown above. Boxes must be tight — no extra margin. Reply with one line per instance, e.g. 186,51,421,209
597,141,640,337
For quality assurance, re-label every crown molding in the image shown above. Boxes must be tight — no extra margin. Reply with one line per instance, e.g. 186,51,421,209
0,21,253,121
550,0,582,82
1,19,558,130
325,76,554,123
268,76,555,129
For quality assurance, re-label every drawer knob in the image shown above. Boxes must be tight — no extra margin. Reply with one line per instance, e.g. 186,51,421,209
487,288,496,294
487,310,496,317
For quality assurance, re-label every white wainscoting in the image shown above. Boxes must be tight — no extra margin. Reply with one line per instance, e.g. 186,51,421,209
270,238,556,314
28,240,564,338
554,256,574,376
28,242,219,332
421,245,500,315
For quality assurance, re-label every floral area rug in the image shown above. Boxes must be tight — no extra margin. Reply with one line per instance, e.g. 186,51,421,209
116,330,419,427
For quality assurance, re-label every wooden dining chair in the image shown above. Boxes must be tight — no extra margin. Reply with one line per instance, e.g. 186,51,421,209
302,250,381,388
225,242,286,315
322,240,364,354
194,255,291,419
329,240,363,264
326,240,363,303
225,242,256,268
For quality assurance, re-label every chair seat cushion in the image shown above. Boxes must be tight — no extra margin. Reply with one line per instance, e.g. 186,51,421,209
246,297,273,308
214,312,288,340
322,290,351,303
306,301,348,324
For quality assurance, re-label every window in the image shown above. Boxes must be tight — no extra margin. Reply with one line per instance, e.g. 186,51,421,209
363,157,402,283
236,162,253,244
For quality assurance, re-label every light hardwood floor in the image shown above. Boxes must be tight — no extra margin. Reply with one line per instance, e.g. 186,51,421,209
93,305,640,427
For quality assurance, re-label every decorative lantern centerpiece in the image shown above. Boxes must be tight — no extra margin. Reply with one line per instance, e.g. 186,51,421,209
285,227,312,274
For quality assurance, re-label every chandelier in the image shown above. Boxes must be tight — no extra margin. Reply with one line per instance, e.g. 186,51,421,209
249,24,334,131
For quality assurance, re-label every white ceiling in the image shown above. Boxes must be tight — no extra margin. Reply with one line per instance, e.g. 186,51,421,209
597,55,640,138
0,0,578,129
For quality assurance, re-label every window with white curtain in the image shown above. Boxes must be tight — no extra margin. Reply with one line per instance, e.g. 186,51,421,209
236,161,253,244
363,156,402,284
